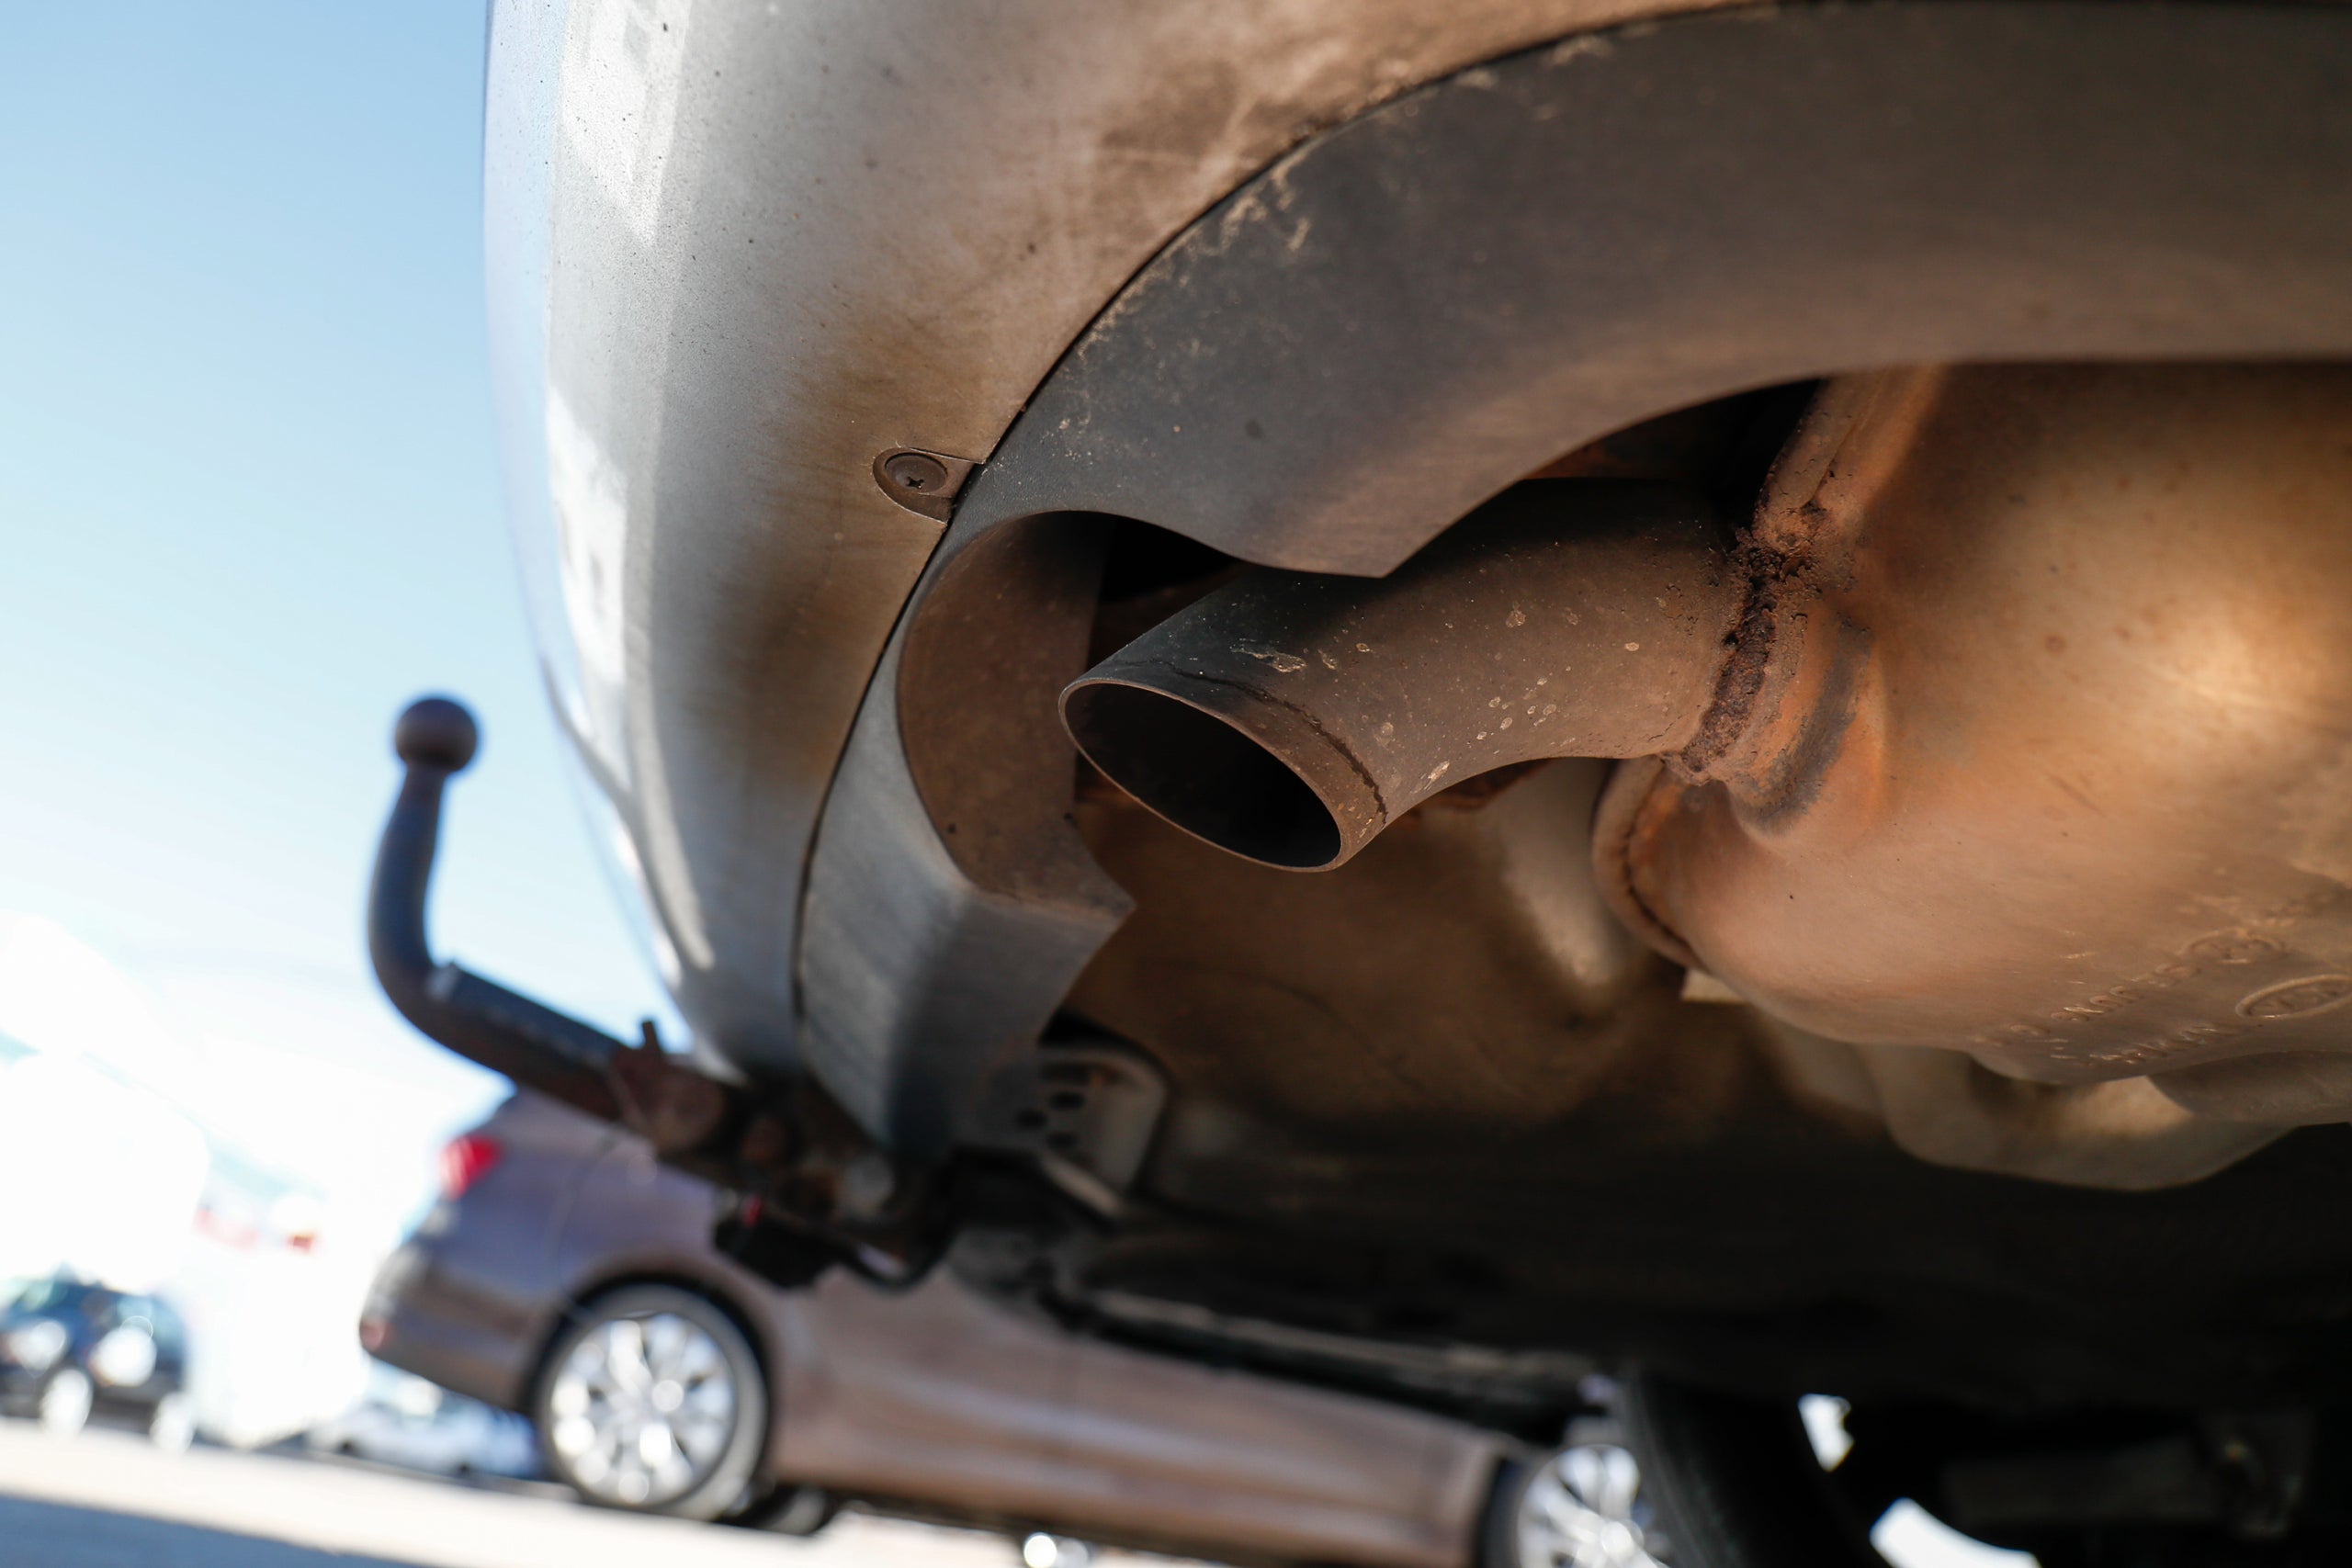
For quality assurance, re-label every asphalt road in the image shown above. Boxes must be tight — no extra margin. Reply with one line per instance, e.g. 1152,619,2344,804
0,1421,1097,1568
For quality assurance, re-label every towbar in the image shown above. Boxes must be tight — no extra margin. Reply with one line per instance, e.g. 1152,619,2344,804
367,696,938,1287
368,696,628,1121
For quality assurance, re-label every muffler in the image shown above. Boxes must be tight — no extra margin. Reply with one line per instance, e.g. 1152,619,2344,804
1063,362,2352,1141
1607,362,2352,1094
1060,482,1742,869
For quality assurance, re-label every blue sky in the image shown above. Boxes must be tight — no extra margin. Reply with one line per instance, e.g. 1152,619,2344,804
1,5,668,1196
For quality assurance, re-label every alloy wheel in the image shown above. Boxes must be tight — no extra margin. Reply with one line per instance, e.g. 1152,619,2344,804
38,1367,93,1438
546,1310,738,1506
1516,1442,1670,1568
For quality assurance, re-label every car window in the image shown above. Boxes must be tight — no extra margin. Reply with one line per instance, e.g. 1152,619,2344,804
0,1278,92,1319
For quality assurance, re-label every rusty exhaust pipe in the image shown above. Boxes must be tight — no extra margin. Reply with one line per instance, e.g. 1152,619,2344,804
1060,482,1742,870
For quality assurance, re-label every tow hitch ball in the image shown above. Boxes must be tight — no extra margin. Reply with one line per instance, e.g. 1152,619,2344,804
365,696,923,1283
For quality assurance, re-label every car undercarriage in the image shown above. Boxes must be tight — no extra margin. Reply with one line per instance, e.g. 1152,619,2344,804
378,0,2352,1558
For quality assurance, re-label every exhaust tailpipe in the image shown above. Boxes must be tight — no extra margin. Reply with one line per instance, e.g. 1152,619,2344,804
1061,482,1741,870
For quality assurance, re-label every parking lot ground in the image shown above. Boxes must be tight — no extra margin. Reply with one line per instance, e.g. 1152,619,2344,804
0,1422,1080,1568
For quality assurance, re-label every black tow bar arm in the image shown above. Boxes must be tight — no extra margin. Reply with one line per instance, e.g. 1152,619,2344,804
367,697,936,1285
368,696,639,1123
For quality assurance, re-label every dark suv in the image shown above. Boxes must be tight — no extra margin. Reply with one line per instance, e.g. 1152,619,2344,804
0,1276,191,1447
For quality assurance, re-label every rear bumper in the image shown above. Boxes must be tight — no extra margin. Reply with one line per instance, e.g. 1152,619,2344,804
488,0,1723,1100
362,1241,550,1414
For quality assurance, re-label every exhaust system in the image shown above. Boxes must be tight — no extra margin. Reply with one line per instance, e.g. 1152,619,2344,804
1062,365,2352,1141
1060,481,1742,870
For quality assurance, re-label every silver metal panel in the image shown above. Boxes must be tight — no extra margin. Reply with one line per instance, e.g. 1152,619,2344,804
487,0,1736,1070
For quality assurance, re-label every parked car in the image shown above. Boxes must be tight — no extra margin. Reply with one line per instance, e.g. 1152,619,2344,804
364,1093,1659,1566
0,1275,192,1448
306,1363,539,1481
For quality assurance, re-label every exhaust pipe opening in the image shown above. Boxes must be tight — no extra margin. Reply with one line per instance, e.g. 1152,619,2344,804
1064,682,1347,870
1061,482,1743,871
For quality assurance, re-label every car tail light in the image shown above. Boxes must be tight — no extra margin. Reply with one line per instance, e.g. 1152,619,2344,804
438,1132,503,1201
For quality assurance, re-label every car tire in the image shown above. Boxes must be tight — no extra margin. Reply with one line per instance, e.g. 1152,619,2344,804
148,1392,195,1454
534,1284,768,1522
37,1367,93,1438
1618,1375,2352,1567
732,1483,838,1537
1615,1372,1883,1568
1487,1418,1673,1568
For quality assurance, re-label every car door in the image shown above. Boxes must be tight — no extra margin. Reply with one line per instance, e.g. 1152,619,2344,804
1053,1332,1501,1568
753,1266,1090,1515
